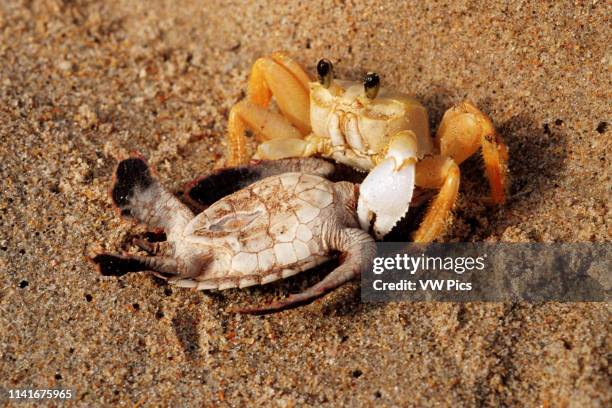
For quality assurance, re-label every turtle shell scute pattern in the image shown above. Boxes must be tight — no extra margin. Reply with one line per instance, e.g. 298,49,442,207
187,173,337,287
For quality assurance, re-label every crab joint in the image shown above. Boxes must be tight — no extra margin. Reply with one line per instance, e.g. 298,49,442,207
317,59,334,88
384,130,419,171
364,72,380,99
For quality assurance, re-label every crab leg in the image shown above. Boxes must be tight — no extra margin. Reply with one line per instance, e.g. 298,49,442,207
227,52,312,166
357,130,419,239
412,156,461,243
252,135,328,161
235,228,376,314
436,102,509,204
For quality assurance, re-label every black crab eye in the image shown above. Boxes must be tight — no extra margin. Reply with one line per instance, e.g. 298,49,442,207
363,72,380,99
317,59,334,88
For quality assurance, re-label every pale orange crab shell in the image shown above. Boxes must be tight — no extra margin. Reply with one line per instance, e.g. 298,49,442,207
309,79,433,169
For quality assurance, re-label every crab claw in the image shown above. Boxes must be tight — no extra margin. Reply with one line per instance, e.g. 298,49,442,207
357,131,418,239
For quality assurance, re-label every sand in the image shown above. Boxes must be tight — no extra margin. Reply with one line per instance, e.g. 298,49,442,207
0,0,610,406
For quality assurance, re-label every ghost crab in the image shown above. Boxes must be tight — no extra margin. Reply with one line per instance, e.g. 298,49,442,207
93,156,376,313
226,53,509,241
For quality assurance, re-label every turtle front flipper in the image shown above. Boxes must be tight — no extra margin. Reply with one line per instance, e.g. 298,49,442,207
112,157,194,240
184,158,336,208
233,228,376,314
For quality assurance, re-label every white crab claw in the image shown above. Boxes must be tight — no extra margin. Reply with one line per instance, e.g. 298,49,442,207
357,131,418,239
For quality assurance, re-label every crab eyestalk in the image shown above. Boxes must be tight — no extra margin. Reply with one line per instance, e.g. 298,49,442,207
364,72,380,99
317,59,334,88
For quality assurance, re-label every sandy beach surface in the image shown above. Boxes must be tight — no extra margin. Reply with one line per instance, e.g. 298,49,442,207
0,0,610,406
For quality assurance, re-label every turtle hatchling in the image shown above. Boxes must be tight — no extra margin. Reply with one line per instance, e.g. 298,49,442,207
93,157,376,313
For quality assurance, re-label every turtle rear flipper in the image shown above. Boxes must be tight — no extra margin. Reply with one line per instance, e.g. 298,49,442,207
112,157,194,239
92,253,178,276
